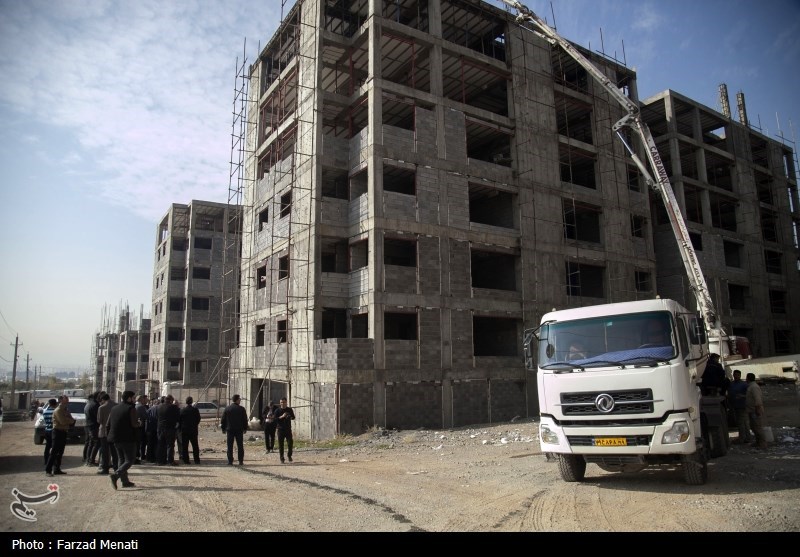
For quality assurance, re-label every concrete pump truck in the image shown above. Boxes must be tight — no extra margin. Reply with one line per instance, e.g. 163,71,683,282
501,0,742,485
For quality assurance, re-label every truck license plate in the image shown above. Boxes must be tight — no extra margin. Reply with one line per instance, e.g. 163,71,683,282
594,438,627,446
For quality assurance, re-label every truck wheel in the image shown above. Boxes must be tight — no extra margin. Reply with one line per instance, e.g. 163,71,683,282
708,421,730,458
557,454,586,482
682,448,708,485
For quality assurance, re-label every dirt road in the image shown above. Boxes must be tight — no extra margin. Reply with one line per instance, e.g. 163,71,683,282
1,383,798,534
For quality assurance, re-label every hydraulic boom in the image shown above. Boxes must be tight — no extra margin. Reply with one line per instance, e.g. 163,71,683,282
500,0,723,340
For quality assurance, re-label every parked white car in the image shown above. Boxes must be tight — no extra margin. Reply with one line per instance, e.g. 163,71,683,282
194,401,222,419
33,397,87,445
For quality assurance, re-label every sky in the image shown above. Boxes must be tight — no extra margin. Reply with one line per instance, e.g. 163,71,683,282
0,0,797,375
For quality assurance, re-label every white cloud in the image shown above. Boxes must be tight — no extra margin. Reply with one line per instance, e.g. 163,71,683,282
0,0,282,221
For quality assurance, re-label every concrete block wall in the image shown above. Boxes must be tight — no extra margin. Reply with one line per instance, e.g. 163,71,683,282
339,383,374,435
450,309,474,369
385,381,442,429
443,108,467,164
311,381,337,440
383,191,416,220
383,125,415,158
419,308,442,370
447,239,471,297
490,379,527,422
416,165,440,225
384,264,417,294
452,380,489,427
418,235,441,295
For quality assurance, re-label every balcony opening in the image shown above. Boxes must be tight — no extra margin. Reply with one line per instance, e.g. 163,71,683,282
466,118,512,166
471,250,516,291
192,267,211,280
560,145,596,189
384,238,417,267
384,164,415,195
351,313,368,338
350,240,368,271
280,191,292,218
728,283,748,311
321,238,348,273
194,237,212,249
710,193,737,232
566,261,604,298
278,255,289,280
473,316,518,356
764,250,782,274
563,201,601,243
256,264,267,289
769,290,786,314
255,324,265,347
321,308,347,339
384,312,417,340
350,168,368,199
635,271,651,293
723,241,742,268
322,167,349,199
277,320,287,343
258,207,269,231
469,183,515,229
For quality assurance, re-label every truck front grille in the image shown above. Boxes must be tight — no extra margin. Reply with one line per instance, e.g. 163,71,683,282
561,389,654,416
567,435,653,447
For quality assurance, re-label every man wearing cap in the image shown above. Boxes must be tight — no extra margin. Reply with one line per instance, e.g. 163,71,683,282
220,394,248,465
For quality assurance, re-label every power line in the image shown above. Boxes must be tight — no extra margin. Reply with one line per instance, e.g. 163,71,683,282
0,308,16,336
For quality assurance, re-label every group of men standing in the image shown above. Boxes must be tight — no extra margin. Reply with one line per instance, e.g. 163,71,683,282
143,395,202,465
41,390,299,487
219,394,296,466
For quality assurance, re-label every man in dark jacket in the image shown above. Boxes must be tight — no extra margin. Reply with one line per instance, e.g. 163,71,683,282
107,390,139,489
179,396,202,464
274,397,296,464
701,353,728,396
145,400,160,463
220,394,248,466
156,394,180,465
83,392,100,466
135,395,149,463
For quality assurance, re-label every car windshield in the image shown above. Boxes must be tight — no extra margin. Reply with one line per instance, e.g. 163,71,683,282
538,311,677,369
68,401,86,414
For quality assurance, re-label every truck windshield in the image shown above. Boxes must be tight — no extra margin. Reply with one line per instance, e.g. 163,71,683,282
538,311,676,369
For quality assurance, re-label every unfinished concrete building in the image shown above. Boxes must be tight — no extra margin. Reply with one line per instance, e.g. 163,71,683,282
641,90,800,358
149,201,242,398
91,304,150,399
225,0,799,439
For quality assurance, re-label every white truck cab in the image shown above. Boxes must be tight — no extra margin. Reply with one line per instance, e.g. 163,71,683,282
530,298,725,485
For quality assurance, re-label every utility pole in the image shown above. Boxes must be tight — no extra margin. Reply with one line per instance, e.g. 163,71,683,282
10,335,21,410
25,353,31,390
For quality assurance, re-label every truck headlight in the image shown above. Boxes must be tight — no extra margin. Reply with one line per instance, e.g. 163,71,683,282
539,425,559,445
661,421,690,444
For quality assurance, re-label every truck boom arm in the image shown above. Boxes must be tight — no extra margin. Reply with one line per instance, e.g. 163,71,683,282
501,0,721,335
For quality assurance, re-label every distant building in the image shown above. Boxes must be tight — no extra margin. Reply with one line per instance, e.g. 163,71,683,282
91,305,150,399
149,200,242,398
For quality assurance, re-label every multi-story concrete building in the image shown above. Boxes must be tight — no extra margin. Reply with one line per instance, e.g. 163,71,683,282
91,305,150,399
227,0,799,439
641,90,800,358
150,200,241,398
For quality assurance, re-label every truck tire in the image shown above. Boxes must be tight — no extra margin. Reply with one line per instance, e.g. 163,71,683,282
557,454,586,482
681,448,708,485
708,421,730,458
